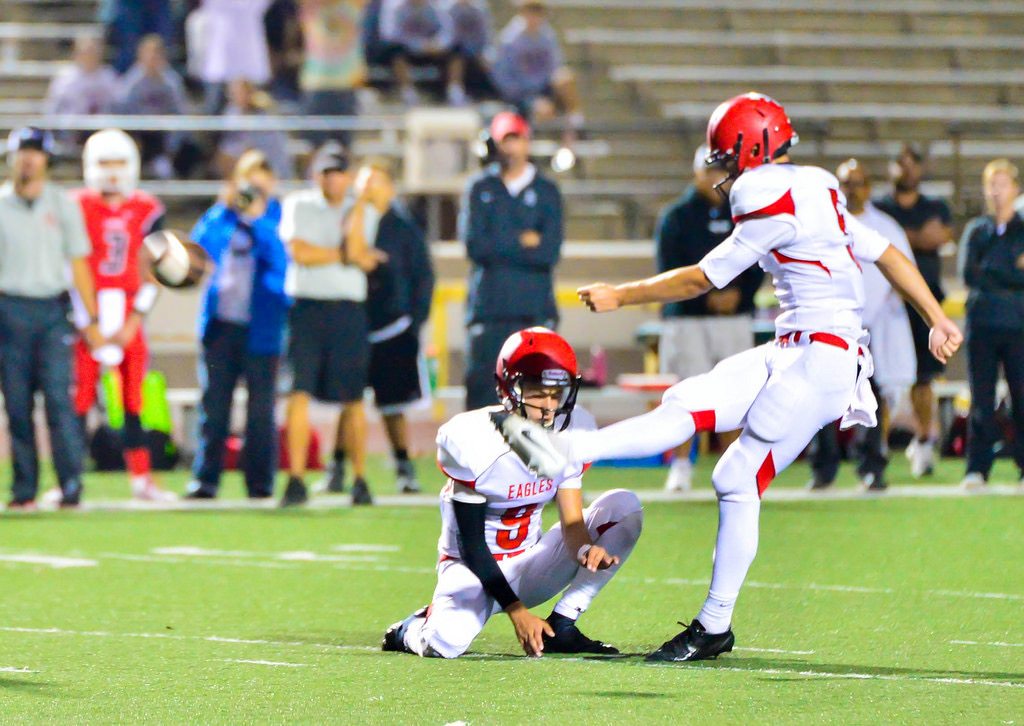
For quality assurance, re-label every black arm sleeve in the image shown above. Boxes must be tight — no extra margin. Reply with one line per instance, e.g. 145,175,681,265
452,499,520,610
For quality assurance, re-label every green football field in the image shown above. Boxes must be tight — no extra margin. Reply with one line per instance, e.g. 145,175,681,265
1,455,1022,724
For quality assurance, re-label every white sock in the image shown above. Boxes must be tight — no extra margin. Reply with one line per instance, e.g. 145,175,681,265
697,497,760,634
563,401,697,464
553,509,643,618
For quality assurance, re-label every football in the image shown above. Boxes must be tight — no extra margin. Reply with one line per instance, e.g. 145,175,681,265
143,229,210,288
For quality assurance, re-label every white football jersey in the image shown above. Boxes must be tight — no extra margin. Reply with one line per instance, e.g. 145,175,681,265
855,201,915,329
699,164,891,340
435,405,597,560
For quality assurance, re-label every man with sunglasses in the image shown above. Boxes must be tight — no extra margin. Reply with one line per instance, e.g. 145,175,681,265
383,327,643,658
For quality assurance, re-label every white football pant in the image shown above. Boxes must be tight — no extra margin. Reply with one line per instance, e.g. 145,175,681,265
560,339,859,634
404,489,644,658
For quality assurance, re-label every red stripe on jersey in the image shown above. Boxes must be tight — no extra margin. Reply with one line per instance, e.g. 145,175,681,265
596,520,619,537
829,189,847,232
733,189,795,223
690,409,716,432
771,249,832,277
436,460,476,488
808,332,850,351
582,462,593,474
846,245,863,272
756,451,776,498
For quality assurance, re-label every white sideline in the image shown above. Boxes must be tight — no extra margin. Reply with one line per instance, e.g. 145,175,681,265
0,666,34,673
4,481,1021,514
951,640,1024,648
0,554,97,568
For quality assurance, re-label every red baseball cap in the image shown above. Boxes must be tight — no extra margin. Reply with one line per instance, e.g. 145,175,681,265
490,112,530,141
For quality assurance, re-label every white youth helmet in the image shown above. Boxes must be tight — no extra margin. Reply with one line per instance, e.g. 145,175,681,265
83,128,140,195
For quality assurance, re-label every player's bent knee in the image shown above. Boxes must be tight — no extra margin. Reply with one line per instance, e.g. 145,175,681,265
589,488,642,519
711,445,762,502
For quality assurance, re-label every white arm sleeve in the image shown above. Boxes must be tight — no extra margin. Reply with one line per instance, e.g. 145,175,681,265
846,213,892,264
698,216,796,289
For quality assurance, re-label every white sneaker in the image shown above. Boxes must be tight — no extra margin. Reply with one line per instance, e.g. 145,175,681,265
490,411,571,479
132,476,178,502
664,458,692,492
906,439,934,478
40,486,64,508
959,472,987,492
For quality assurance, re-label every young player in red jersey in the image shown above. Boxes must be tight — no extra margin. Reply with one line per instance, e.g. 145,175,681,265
71,128,175,502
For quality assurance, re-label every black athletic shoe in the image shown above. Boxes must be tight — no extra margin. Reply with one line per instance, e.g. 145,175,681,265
806,477,834,491
382,606,428,653
645,619,735,662
351,477,373,506
542,620,619,655
396,460,421,494
184,481,217,500
279,476,308,507
859,473,888,492
60,480,83,508
322,460,346,494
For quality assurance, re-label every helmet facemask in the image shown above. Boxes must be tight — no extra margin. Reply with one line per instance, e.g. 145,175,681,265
499,368,580,431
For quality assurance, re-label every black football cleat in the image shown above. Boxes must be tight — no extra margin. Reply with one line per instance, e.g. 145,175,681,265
645,619,735,662
351,477,373,506
279,476,308,507
382,606,428,653
543,616,619,655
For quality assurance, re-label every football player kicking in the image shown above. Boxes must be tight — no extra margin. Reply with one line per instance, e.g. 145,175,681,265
70,129,175,502
495,93,962,662
383,328,643,658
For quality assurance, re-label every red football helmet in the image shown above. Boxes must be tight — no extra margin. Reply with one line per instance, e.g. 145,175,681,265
705,92,797,176
495,327,581,430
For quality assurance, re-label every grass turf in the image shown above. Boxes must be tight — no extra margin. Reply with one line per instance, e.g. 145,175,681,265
0,456,1022,723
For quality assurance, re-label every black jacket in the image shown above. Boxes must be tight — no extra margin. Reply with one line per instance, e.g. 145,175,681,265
958,212,1024,330
656,186,762,318
366,201,435,334
460,165,562,324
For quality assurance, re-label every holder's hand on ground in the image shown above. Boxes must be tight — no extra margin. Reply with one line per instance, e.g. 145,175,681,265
505,602,554,657
578,283,623,312
929,317,962,364
578,544,619,573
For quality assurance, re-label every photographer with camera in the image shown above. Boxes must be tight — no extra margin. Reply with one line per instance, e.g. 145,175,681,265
461,112,563,410
186,149,290,500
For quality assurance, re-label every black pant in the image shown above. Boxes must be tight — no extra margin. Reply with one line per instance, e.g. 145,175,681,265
810,378,887,484
465,318,554,410
965,324,1024,476
192,320,279,497
0,294,83,500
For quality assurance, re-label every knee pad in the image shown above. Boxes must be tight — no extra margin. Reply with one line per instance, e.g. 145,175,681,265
711,445,763,502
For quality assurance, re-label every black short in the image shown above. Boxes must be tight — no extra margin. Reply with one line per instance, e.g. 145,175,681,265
369,327,426,412
287,298,368,403
907,301,945,384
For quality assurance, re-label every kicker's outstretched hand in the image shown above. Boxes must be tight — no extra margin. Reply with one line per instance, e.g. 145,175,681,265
578,283,623,312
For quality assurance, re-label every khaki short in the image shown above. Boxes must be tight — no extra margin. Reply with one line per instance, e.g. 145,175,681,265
659,315,754,379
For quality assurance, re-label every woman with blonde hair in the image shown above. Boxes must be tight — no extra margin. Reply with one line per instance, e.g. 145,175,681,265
186,149,290,499
958,158,1024,491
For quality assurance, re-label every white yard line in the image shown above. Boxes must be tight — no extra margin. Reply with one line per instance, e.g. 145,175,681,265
213,659,308,668
0,666,34,673
650,663,1024,690
0,554,97,568
735,646,815,655
0,626,376,653
951,640,1024,648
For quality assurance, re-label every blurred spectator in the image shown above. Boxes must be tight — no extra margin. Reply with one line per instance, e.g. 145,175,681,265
215,78,293,180
115,34,191,179
279,142,384,507
99,0,176,74
0,128,100,509
380,0,466,105
461,112,562,410
809,160,916,492
298,0,368,148
957,159,1024,491
875,144,953,478
187,150,290,500
445,0,493,99
191,0,273,114
320,162,434,494
44,35,119,120
490,2,583,142
656,145,760,492
264,0,304,103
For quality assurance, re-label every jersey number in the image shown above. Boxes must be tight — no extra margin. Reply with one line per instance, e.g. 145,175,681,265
496,503,538,550
829,189,847,233
99,227,130,276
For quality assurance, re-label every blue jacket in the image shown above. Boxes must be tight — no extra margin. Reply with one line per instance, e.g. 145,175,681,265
191,199,290,355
